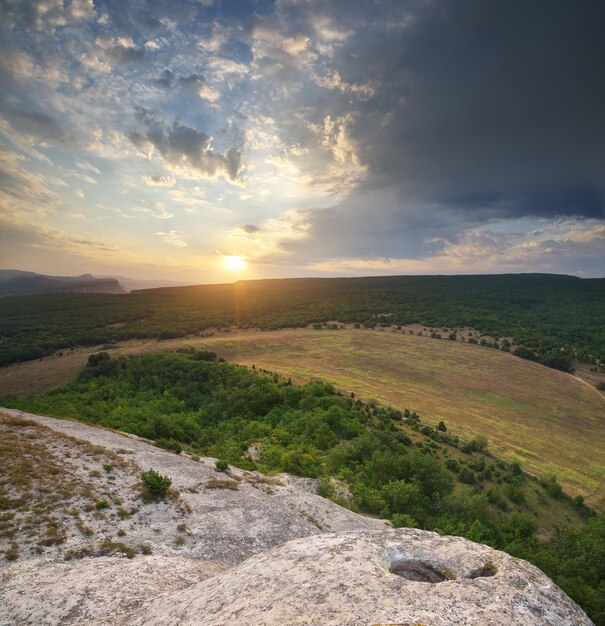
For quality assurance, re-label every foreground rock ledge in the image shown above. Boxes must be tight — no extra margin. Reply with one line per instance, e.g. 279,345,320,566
2,529,592,626
0,410,592,625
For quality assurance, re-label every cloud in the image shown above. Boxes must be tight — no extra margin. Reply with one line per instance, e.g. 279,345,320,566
156,229,187,247
242,224,261,234
76,160,101,174
153,70,219,101
206,57,249,81
136,201,173,219
313,69,375,99
67,171,97,184
141,174,176,187
281,35,310,57
69,0,95,21
0,0,603,278
0,144,63,218
0,217,120,255
0,0,95,33
83,36,145,71
0,105,79,146
128,112,243,182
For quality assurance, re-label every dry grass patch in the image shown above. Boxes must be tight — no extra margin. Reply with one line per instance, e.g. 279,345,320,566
206,478,240,491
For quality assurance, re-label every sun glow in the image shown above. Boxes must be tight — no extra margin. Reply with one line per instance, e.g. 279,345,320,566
223,255,247,271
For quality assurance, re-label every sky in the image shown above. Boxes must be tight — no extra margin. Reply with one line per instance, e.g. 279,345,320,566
0,0,604,283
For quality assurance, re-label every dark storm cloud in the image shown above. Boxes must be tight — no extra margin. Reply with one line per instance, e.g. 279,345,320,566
274,0,605,264
348,0,605,216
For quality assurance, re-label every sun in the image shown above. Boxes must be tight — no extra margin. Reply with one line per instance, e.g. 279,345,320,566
223,255,247,271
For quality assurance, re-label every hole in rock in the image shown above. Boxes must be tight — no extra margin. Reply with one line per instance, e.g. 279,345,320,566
389,560,447,583
469,562,497,579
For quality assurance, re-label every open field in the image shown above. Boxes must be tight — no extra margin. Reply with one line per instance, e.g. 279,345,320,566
1,328,604,508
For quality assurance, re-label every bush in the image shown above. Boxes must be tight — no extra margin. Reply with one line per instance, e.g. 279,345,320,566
540,474,563,499
472,435,489,452
87,352,110,367
513,346,538,361
391,513,417,528
141,469,172,497
317,477,336,498
458,467,477,484
155,438,183,455
215,459,229,472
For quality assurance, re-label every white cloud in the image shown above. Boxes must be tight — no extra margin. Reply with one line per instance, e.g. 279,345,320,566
206,57,249,81
281,35,310,57
314,69,375,99
156,229,187,247
76,160,101,174
69,0,95,21
197,83,220,103
136,202,174,219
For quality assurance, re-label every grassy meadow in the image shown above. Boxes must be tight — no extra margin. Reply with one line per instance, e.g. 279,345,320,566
1,327,603,508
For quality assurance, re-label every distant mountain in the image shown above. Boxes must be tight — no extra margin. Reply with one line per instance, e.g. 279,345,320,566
0,270,126,296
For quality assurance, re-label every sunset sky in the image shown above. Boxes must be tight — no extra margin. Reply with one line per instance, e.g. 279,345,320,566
1,0,604,283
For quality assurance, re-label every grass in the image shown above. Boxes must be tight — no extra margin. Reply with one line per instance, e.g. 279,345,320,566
0,328,603,508
206,478,240,491
0,414,139,559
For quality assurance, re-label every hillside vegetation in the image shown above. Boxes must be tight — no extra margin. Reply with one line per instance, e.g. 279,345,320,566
183,329,605,507
1,274,603,370
2,349,604,623
1,327,602,507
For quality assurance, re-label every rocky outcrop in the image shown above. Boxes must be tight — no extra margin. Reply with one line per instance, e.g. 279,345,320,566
132,529,593,626
0,409,593,626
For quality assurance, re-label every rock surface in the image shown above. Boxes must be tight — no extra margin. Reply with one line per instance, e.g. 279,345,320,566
133,529,593,626
0,409,593,626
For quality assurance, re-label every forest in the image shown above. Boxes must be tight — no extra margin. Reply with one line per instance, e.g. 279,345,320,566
0,273,604,371
2,349,603,624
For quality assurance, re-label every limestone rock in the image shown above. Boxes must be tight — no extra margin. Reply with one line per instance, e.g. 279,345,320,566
0,409,593,626
133,529,593,626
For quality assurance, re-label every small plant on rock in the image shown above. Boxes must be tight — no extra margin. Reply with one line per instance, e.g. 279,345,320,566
215,459,229,472
141,469,172,498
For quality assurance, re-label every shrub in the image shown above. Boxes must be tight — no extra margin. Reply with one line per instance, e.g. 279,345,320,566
87,352,110,367
445,459,460,473
391,513,417,528
472,435,489,452
215,459,229,472
540,474,563,499
155,438,183,455
317,477,336,498
141,469,172,497
458,467,477,485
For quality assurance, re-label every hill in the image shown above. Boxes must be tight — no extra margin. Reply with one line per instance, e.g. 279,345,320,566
0,273,603,368
0,270,126,297
1,328,602,508
0,408,596,626
2,349,604,622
